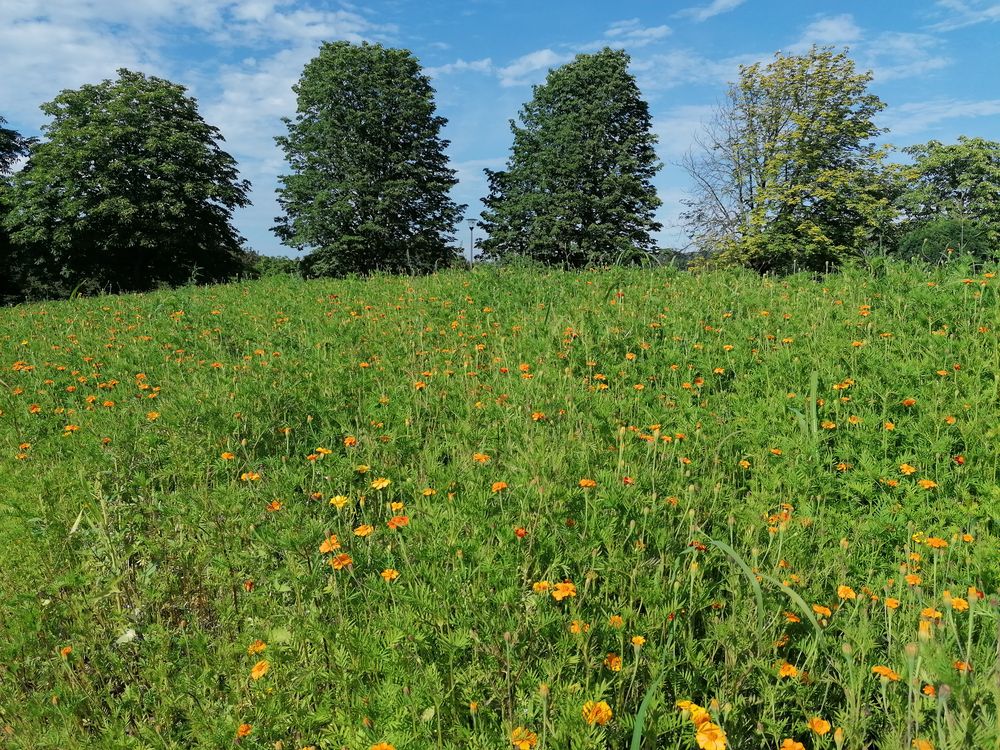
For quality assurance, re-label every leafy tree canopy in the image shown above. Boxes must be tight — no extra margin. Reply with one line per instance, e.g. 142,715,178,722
683,46,897,273
274,41,463,277
479,48,662,268
3,69,250,298
898,136,1000,249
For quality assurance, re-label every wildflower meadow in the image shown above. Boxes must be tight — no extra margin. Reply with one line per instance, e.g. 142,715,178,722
1,259,998,749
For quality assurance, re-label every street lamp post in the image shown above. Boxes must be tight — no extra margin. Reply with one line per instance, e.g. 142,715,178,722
467,219,475,267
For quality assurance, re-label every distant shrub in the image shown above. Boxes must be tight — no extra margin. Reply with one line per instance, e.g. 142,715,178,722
897,218,995,263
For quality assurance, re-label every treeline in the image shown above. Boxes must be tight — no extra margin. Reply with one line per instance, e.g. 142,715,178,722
2,43,999,304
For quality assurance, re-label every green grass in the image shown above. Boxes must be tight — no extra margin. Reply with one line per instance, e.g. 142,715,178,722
1,260,998,749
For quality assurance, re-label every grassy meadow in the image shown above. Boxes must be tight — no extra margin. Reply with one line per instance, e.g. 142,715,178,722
1,261,999,749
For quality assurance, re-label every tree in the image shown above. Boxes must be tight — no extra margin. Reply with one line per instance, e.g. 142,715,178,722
682,47,897,273
898,137,1000,254
3,69,250,298
274,42,463,277
0,115,34,304
479,48,662,267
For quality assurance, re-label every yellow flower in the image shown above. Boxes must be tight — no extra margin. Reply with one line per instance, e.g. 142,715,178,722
329,495,349,509
695,721,727,750
807,717,831,735
631,635,646,647
950,597,969,612
247,639,267,655
532,581,551,594
371,477,391,490
510,726,537,749
581,700,613,725
250,659,270,680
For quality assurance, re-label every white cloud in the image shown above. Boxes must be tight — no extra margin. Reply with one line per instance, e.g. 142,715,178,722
865,32,950,81
655,104,717,158
676,0,747,23
497,49,574,87
789,13,862,52
881,98,1000,136
603,18,672,45
632,50,764,91
427,58,495,77
930,0,1000,30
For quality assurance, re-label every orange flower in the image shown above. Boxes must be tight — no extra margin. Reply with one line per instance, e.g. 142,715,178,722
510,726,538,749
578,478,597,488
247,639,267,655
387,515,409,530
900,463,917,475
369,744,396,750
837,585,856,600
532,581,551,593
581,700,613,725
925,537,948,549
872,665,900,681
491,481,508,493
950,597,969,612
330,553,353,570
60,645,73,658
777,662,799,679
885,598,900,610
781,741,805,750
146,411,160,421
319,534,341,554
807,717,831,735
912,740,933,750
472,452,491,463
608,615,624,629
905,573,922,586
604,652,622,671
954,660,971,673
695,721,727,750
221,451,235,460
380,568,399,582
354,524,374,537
343,435,357,447
917,479,938,489
236,723,252,739
250,660,269,680
812,604,832,618
551,581,577,601
265,499,283,512
901,398,916,407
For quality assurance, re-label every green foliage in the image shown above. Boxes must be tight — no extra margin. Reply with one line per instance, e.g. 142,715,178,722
274,42,464,277
2,70,250,299
683,47,897,273
1,115,34,305
244,251,302,279
2,261,999,748
898,218,994,263
479,48,662,267
899,137,1000,249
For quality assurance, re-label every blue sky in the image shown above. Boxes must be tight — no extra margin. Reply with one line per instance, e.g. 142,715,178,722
2,0,999,256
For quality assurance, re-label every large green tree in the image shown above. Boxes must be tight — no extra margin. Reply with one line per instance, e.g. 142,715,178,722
3,69,250,298
897,136,1000,255
479,48,662,267
0,115,34,304
682,47,897,272
274,42,463,276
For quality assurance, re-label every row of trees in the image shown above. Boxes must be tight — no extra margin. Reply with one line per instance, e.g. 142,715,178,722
2,43,999,304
